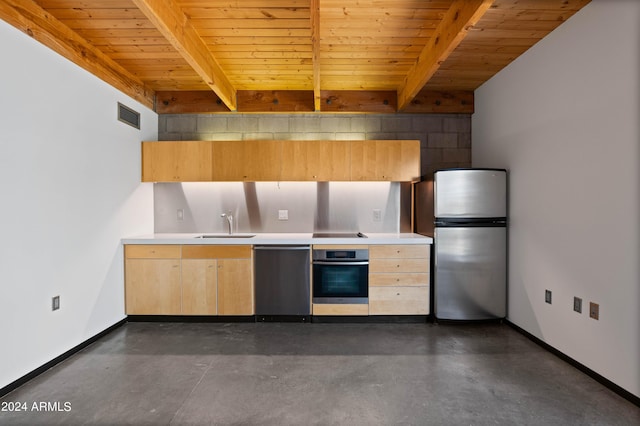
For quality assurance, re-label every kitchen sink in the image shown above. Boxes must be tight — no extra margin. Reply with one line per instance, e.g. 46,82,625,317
194,234,255,239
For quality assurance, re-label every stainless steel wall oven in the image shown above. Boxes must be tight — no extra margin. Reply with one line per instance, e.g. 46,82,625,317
312,248,368,304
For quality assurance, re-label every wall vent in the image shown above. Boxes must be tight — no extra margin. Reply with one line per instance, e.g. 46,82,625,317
117,102,140,129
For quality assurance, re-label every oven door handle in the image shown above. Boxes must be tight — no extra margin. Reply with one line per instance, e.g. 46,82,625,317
312,261,369,266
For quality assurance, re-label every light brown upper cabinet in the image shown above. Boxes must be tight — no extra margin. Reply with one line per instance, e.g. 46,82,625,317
280,140,351,181
212,140,282,181
142,141,213,182
351,140,420,182
142,139,420,182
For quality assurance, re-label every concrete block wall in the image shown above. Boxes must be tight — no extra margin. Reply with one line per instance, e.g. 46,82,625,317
158,113,471,177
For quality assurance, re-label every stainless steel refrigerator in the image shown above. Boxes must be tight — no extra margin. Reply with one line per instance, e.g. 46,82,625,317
416,168,507,320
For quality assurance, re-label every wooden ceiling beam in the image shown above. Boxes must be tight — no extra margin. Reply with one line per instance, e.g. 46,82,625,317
0,0,154,109
154,90,473,114
310,0,321,111
131,0,237,111
397,0,493,111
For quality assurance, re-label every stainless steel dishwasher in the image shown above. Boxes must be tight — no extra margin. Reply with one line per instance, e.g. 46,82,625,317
254,245,311,321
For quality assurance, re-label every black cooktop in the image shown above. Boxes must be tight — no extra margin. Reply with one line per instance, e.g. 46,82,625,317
312,232,367,238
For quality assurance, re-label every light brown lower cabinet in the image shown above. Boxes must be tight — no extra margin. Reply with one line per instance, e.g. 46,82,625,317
369,244,430,315
125,245,182,315
312,304,369,316
181,259,218,315
125,244,253,316
217,259,253,315
369,287,429,315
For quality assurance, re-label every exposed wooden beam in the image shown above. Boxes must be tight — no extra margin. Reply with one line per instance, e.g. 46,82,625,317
131,0,237,111
403,90,474,114
322,91,397,113
238,91,314,113
0,0,154,109
310,0,321,111
155,91,230,114
153,90,472,114
397,0,493,111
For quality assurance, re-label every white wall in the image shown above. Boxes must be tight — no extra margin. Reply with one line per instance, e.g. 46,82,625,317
472,0,640,397
0,21,156,388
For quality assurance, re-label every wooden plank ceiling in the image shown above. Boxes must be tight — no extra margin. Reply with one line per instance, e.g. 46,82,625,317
1,0,591,113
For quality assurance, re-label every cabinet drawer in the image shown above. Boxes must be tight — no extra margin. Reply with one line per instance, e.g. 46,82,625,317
369,258,429,273
125,245,181,259
182,245,252,259
369,286,429,315
369,272,429,287
313,304,369,316
370,245,429,259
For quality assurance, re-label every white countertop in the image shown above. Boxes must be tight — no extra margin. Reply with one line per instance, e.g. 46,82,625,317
121,232,432,245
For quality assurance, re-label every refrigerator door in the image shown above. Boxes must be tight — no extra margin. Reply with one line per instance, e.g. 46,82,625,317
435,226,506,320
435,169,506,218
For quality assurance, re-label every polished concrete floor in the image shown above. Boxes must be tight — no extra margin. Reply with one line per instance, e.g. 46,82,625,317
1,322,638,426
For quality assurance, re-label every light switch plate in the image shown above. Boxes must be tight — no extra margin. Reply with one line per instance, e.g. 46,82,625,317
573,297,582,313
278,210,289,220
52,296,60,311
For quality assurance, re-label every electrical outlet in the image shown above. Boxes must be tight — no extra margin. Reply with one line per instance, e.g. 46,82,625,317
589,302,599,320
545,290,552,304
177,209,184,222
373,209,382,222
52,296,60,311
278,210,289,220
573,297,582,313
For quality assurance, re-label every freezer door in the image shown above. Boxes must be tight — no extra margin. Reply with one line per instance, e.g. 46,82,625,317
435,226,506,320
435,169,506,218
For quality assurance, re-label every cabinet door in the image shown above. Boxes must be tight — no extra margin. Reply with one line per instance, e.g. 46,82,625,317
217,259,253,315
142,141,213,182
281,140,351,181
181,259,217,315
212,140,281,181
351,140,420,181
125,259,181,314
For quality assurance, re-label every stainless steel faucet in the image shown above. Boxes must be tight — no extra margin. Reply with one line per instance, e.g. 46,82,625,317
221,213,233,235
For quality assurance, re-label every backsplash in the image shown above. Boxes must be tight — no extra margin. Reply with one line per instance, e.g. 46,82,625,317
154,181,408,234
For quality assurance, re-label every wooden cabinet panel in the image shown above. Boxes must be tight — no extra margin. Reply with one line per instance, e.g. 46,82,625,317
312,304,368,316
369,286,429,315
369,272,430,287
368,244,431,315
125,245,181,259
142,141,213,182
125,259,181,315
370,244,429,259
212,140,281,181
281,140,351,181
351,140,420,181
142,139,420,183
182,245,252,259
370,258,429,273
181,259,217,315
217,259,254,315
124,244,253,316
